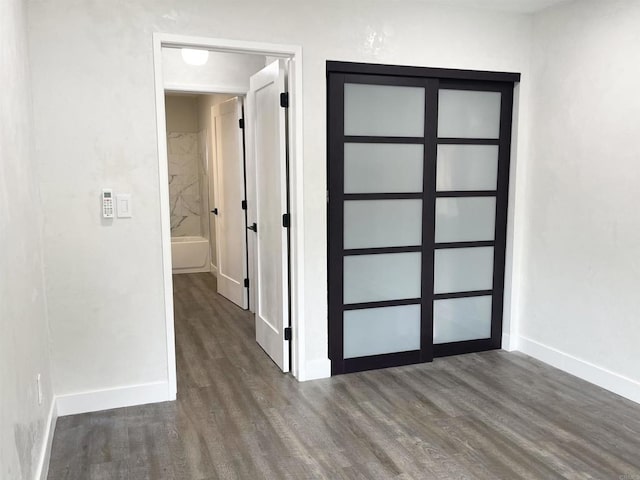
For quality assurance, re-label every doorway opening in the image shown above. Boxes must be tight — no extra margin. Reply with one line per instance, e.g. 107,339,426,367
165,92,249,307
153,35,304,399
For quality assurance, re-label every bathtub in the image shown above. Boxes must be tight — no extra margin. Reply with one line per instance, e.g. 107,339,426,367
171,236,210,274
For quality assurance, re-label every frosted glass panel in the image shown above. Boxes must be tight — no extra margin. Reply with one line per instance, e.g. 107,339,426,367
436,145,498,191
344,252,421,304
433,296,492,344
344,200,422,249
435,197,496,243
344,143,424,193
434,247,494,294
344,305,421,358
438,90,501,139
344,83,425,137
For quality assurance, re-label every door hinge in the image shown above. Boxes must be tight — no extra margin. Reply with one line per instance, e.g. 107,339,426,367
280,92,289,108
282,213,290,228
284,327,292,341
244,278,249,288
241,200,247,210
239,118,244,129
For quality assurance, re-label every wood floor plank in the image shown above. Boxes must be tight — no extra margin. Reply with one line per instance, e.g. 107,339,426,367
47,273,640,479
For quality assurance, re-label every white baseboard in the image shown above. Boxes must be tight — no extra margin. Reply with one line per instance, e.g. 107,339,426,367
301,358,331,381
517,336,640,405
172,266,210,274
56,381,170,417
35,398,57,480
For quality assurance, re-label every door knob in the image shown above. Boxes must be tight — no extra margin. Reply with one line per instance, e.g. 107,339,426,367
211,208,218,215
247,222,257,232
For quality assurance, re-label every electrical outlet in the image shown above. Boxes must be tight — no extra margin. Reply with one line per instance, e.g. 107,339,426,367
36,374,43,405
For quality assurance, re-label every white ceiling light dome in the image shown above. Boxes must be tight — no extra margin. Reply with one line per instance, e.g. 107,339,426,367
181,48,209,66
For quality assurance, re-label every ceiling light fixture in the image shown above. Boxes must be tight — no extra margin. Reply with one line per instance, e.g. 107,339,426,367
181,48,209,66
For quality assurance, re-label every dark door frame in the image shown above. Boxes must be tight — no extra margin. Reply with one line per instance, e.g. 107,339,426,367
327,61,519,375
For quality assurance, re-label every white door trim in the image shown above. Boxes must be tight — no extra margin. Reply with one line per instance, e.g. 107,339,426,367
153,33,305,400
164,83,248,95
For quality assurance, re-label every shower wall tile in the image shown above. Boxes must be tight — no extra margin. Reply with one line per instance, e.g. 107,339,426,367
167,132,202,237
168,131,198,155
171,215,202,237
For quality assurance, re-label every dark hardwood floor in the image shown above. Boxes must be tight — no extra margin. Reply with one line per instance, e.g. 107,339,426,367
48,273,640,479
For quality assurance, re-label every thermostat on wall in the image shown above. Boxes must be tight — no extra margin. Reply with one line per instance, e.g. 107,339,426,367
102,189,114,218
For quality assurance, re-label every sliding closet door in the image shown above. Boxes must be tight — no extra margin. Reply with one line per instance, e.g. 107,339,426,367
432,82,513,357
328,63,516,375
328,74,435,374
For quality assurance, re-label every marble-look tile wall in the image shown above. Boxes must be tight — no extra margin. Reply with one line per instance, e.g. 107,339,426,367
167,132,202,237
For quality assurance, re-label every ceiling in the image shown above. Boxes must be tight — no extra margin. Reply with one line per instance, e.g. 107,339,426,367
426,0,572,14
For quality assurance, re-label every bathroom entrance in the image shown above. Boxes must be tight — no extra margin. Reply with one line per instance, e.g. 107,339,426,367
155,36,303,398
164,92,249,308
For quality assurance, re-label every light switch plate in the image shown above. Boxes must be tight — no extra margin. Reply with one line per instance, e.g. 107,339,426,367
116,193,132,218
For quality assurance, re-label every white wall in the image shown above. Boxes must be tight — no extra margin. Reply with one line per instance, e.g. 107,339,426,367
0,0,55,477
27,0,533,404
517,0,640,401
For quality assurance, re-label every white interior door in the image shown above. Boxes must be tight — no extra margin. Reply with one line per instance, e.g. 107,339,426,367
206,127,217,275
247,60,290,372
211,97,248,309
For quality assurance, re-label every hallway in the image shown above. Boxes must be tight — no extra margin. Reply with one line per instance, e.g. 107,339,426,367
47,274,640,479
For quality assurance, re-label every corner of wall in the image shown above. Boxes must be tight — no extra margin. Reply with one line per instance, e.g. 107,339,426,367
502,79,532,353
34,398,58,480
